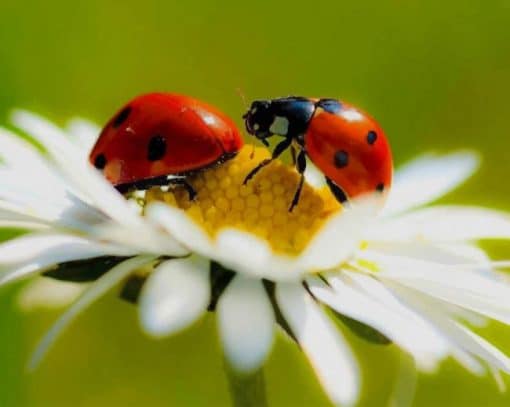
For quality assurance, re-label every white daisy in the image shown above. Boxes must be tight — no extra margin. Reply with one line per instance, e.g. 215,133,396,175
2,111,510,406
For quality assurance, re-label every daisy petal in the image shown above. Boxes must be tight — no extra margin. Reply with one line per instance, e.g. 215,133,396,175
438,243,491,265
340,272,450,368
299,196,377,270
0,127,55,174
309,276,449,365
366,241,490,267
0,242,134,287
92,221,188,256
304,162,327,188
276,283,360,406
383,152,479,216
0,205,48,228
146,203,215,256
148,204,301,280
218,276,275,373
0,233,125,266
0,169,76,222
369,206,510,243
0,233,132,283
389,282,510,373
215,229,303,280
364,253,510,324
11,110,85,168
66,118,100,152
139,257,210,338
29,255,155,370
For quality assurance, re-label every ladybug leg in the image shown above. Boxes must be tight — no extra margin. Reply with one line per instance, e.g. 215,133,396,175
243,137,292,185
168,178,197,201
289,150,307,212
290,146,297,165
325,177,349,204
115,175,170,194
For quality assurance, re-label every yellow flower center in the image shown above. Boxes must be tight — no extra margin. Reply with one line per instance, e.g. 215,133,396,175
145,146,341,255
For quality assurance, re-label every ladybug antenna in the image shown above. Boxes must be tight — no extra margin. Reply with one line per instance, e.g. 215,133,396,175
235,87,248,109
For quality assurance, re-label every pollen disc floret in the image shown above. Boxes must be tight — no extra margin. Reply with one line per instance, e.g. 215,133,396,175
145,146,341,255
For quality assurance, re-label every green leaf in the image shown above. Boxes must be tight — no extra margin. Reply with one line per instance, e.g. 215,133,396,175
119,274,148,304
334,311,392,345
208,261,235,311
43,256,129,282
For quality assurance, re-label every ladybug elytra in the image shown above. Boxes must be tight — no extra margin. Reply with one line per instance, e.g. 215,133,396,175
89,93,243,198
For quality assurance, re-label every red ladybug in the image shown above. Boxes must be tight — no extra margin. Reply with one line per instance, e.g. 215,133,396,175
89,93,243,198
243,97,393,211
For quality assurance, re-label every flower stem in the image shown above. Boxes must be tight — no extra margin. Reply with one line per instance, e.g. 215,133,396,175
224,363,268,407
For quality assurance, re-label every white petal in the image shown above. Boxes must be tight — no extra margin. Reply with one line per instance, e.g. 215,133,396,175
215,196,378,280
0,127,55,174
218,276,275,373
363,252,510,325
215,229,303,280
149,197,375,282
0,205,49,228
147,204,299,280
369,206,510,243
304,162,327,188
438,243,491,265
389,282,510,373
0,128,85,223
66,118,99,151
366,241,490,267
345,272,483,374
146,203,215,256
298,195,377,270
0,169,74,220
0,234,134,286
92,221,188,256
17,278,87,311
139,257,210,338
0,233,119,266
29,255,155,370
383,152,479,216
276,283,360,406
309,276,449,365
11,110,83,157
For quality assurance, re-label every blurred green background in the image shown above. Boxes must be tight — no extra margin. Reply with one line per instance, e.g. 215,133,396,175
1,0,510,405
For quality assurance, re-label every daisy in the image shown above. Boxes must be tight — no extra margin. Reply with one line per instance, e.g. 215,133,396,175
2,110,510,406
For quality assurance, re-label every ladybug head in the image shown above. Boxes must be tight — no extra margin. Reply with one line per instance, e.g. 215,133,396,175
244,97,316,145
243,100,275,145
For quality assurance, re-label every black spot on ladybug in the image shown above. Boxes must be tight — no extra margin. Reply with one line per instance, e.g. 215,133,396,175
94,153,107,170
112,106,131,128
376,183,385,192
367,130,377,145
334,150,349,168
147,135,167,161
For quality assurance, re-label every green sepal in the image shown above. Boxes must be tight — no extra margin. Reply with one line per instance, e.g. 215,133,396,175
43,256,129,282
334,311,392,345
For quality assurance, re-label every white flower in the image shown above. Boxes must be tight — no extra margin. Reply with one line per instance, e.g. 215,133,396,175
2,111,510,406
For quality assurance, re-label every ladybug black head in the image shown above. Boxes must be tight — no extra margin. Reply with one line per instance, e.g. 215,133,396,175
244,100,274,143
244,97,316,144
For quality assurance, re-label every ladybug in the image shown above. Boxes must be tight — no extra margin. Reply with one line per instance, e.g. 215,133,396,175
243,97,393,211
89,93,243,198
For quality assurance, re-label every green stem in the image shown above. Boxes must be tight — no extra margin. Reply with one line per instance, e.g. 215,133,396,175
225,363,268,407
